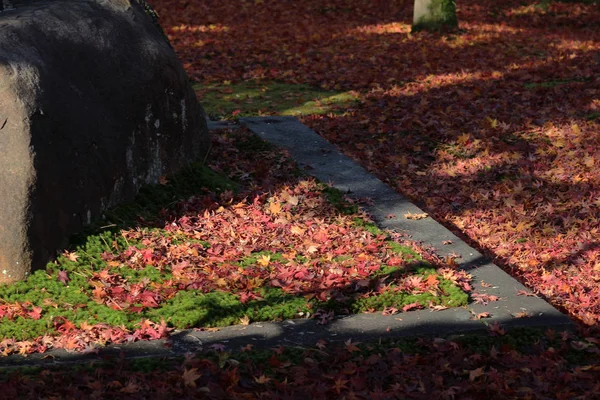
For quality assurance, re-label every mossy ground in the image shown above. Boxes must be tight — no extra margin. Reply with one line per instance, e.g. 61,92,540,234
0,129,469,350
193,80,360,120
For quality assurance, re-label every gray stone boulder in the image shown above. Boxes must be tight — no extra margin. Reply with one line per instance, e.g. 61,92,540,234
0,0,209,282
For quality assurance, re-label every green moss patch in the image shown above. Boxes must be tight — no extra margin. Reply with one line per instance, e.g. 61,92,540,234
0,128,470,355
523,76,591,89
585,112,600,121
193,80,359,119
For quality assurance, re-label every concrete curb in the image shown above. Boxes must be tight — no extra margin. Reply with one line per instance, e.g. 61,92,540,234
239,116,572,328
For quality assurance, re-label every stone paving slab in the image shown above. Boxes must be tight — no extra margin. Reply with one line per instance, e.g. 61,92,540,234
0,117,573,369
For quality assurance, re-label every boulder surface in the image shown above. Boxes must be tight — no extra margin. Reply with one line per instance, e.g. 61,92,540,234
0,0,209,282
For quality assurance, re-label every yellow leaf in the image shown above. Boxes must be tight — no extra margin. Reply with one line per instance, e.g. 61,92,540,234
215,278,228,287
240,315,250,326
291,226,306,235
514,221,532,233
486,117,498,128
254,374,271,384
269,201,282,215
584,156,595,168
510,152,523,160
257,254,271,267
404,212,428,220
63,251,79,262
571,123,581,134
306,244,319,253
18,342,32,355
469,367,485,381
287,195,299,206
457,133,471,145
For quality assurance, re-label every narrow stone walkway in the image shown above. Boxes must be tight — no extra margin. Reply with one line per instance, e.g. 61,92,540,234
238,116,570,329
0,117,572,369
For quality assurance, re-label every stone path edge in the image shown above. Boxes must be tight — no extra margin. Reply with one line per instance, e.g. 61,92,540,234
0,117,573,369
237,116,572,328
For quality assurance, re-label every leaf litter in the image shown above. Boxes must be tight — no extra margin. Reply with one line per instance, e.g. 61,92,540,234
0,128,470,357
2,0,600,395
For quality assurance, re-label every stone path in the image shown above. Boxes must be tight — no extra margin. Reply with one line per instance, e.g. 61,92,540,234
0,117,572,369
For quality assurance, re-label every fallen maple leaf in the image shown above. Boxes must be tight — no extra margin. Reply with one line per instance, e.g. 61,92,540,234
315,339,327,350
182,368,202,387
290,225,306,235
209,343,227,352
516,290,537,297
254,374,271,384
57,270,70,284
314,309,334,325
430,305,449,311
286,195,299,206
382,306,398,315
257,254,270,267
402,302,421,312
404,212,428,220
474,312,491,320
469,367,485,381
425,274,439,287
26,306,42,320
488,321,506,336
358,197,374,205
472,293,500,305
268,201,282,215
241,344,254,352
344,339,361,353
63,251,79,262
513,311,531,318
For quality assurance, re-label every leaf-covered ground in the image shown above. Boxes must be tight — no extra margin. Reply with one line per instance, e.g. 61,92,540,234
0,128,470,357
2,1,600,396
2,330,600,398
152,0,600,331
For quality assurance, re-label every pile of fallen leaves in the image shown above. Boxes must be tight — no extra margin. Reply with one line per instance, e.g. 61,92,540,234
152,0,600,329
0,128,470,357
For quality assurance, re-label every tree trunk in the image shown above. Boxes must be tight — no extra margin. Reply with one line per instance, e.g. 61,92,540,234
412,0,458,32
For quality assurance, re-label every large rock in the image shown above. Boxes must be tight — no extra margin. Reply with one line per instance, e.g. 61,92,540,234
0,0,209,282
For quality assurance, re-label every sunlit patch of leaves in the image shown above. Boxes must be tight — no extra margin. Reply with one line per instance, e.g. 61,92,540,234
0,128,469,356
152,0,600,328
